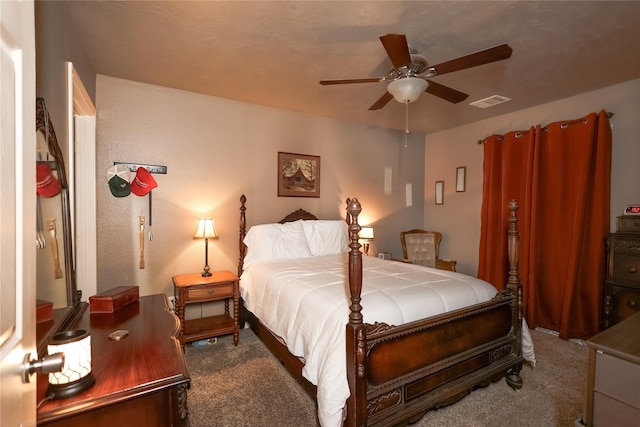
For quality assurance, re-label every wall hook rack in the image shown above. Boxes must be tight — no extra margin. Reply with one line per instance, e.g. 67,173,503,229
114,162,167,174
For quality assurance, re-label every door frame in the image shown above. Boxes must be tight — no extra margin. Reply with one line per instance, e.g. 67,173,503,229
68,63,97,300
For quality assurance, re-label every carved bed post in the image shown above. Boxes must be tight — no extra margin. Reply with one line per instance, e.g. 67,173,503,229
238,194,247,278
506,199,523,389
345,198,367,426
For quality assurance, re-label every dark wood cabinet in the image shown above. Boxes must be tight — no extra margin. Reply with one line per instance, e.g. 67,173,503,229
604,225,640,328
37,294,190,426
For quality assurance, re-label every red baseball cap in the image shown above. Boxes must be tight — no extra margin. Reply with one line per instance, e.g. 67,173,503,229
36,163,61,197
130,167,157,196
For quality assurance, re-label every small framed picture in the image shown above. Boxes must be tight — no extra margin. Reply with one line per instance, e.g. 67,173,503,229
435,181,444,205
456,167,466,192
277,152,320,197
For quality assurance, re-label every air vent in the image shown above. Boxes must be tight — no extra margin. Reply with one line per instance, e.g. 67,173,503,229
469,95,512,109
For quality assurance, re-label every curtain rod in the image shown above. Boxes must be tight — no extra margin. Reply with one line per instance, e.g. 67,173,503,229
476,111,614,144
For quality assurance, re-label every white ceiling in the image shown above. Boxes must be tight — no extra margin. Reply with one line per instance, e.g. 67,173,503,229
63,1,640,135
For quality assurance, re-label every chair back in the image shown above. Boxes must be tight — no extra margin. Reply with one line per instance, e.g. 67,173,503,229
400,230,442,268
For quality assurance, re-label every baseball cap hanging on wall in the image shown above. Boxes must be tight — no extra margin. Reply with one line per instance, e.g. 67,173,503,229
36,163,62,197
107,164,131,197
130,167,157,196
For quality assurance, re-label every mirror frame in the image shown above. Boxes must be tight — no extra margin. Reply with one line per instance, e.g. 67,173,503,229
36,97,86,356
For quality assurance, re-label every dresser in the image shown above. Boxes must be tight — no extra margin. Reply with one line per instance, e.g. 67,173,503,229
581,311,640,427
603,216,640,328
37,294,190,426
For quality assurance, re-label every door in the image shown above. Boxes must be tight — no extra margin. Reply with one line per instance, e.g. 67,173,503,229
1,1,37,425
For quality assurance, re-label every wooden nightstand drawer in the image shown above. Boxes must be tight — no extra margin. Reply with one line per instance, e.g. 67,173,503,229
612,254,640,287
187,283,233,300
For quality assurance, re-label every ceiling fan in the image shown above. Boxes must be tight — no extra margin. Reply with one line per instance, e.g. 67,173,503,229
319,34,513,111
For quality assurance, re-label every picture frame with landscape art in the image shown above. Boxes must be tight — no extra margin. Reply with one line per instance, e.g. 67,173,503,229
277,152,320,197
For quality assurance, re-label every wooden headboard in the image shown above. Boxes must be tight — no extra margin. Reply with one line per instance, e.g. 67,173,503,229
237,195,355,276
278,209,317,223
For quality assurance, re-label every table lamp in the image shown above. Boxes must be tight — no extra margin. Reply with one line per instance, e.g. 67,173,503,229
360,226,374,256
194,218,218,277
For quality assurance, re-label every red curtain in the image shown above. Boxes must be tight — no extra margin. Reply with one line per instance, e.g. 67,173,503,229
478,111,611,340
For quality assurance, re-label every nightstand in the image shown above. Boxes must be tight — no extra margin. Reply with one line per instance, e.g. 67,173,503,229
172,271,240,348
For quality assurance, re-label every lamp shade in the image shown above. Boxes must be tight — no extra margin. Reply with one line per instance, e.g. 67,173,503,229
360,226,374,240
387,77,429,104
194,218,218,239
47,329,94,399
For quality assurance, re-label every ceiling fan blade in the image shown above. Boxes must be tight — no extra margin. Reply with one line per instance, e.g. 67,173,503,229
368,92,394,110
430,44,513,76
380,34,412,69
425,80,469,104
319,78,383,85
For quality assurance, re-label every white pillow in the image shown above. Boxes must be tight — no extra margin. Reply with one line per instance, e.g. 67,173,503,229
302,220,349,256
243,220,312,268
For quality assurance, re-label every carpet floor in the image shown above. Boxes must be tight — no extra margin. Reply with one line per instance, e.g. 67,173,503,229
185,327,587,427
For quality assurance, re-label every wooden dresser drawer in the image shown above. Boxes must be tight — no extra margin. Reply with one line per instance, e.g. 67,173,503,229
594,352,640,408
610,287,640,322
593,392,640,427
617,216,640,233
612,254,640,287
187,283,233,300
593,350,640,427
612,236,640,257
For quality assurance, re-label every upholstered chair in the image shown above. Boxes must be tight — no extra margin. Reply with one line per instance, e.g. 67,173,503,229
400,229,457,271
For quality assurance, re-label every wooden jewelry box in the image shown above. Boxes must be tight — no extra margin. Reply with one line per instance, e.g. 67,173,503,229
89,286,139,313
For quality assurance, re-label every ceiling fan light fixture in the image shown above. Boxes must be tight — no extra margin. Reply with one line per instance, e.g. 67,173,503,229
387,77,428,104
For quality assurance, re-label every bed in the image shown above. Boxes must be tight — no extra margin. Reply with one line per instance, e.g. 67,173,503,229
237,195,524,427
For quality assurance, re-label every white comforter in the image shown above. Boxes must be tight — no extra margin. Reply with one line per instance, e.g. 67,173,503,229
240,254,499,427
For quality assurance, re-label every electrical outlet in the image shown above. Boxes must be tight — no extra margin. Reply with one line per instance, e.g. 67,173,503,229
167,296,176,313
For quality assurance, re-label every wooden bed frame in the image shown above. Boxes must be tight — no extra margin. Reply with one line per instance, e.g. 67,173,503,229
237,195,524,426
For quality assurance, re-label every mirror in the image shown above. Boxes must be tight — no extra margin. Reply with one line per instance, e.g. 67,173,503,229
36,97,85,356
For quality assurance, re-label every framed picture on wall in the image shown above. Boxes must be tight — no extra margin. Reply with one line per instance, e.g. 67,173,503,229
277,152,321,197
435,181,444,205
456,166,466,192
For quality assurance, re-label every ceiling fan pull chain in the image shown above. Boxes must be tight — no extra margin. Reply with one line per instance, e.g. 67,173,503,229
404,101,410,148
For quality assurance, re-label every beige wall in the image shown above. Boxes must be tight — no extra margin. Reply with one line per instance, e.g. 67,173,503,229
424,79,640,276
35,0,639,296
96,76,426,297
